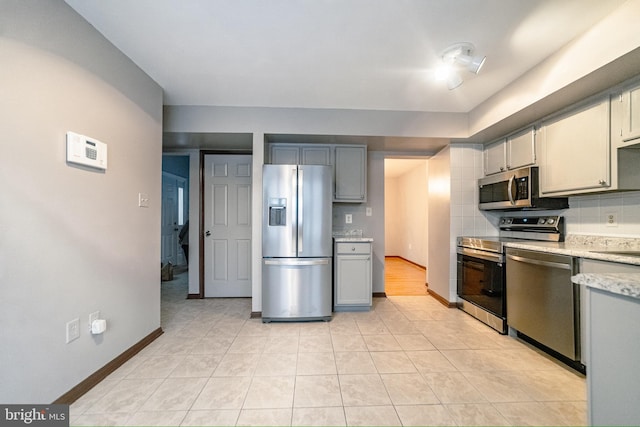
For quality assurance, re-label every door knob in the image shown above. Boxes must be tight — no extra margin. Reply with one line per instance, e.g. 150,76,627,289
205,231,211,236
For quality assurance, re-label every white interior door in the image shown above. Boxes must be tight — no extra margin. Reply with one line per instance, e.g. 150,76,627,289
161,174,178,265
204,154,252,297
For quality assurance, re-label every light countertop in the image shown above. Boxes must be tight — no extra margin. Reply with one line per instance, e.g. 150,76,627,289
502,235,640,266
572,273,640,300
333,237,374,242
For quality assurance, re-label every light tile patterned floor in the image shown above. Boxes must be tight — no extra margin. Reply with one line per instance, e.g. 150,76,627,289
71,273,586,426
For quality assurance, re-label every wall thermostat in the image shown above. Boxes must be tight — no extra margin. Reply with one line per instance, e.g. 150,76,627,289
66,131,108,170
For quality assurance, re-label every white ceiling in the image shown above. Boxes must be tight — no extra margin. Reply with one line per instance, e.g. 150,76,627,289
66,0,625,114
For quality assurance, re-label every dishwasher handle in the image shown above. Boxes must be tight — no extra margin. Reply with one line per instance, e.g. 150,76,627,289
507,253,572,270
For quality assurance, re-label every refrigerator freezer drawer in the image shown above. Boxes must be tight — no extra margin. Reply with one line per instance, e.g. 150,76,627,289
262,258,332,322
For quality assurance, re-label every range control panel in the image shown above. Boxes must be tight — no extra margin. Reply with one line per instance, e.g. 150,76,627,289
499,216,563,232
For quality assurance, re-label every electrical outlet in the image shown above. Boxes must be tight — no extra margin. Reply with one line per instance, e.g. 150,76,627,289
66,318,80,344
366,207,372,217
89,311,100,331
345,214,353,224
606,212,618,227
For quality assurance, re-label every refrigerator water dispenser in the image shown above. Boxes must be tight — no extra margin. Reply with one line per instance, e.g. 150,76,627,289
268,198,287,226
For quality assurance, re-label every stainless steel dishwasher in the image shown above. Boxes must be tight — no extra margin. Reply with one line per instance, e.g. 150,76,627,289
506,247,581,368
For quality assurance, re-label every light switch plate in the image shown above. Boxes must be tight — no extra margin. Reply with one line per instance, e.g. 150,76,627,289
138,193,149,208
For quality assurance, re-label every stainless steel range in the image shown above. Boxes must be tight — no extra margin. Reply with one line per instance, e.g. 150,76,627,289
456,215,564,334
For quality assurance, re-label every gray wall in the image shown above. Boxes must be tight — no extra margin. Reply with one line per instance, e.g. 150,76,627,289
0,0,163,403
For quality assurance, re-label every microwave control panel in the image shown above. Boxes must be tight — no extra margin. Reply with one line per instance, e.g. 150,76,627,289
515,177,528,199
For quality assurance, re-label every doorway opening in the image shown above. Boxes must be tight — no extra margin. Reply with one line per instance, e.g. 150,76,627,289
161,154,190,297
384,158,429,296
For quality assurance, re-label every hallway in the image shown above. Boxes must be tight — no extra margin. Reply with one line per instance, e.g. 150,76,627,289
385,257,428,296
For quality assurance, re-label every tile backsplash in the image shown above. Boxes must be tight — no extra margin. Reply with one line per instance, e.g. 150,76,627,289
565,191,640,237
449,144,640,239
450,144,496,239
482,191,640,238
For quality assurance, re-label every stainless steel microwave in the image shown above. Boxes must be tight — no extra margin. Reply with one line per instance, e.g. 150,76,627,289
478,167,569,211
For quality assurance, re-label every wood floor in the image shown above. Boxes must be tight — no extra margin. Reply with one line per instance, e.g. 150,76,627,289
384,256,428,296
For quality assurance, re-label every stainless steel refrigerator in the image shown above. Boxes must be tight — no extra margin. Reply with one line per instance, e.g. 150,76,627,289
262,164,333,322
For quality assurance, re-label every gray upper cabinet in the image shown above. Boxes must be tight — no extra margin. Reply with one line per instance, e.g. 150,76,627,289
620,82,640,144
539,98,611,195
269,144,300,165
484,127,536,175
334,145,367,202
267,143,367,203
507,127,536,170
269,144,332,165
482,78,640,193
484,139,507,175
301,145,332,165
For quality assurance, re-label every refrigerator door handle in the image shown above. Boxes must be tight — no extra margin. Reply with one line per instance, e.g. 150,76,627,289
298,168,303,255
291,167,297,254
264,259,330,266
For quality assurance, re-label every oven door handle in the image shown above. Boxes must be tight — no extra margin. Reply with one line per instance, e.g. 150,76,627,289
457,247,504,263
506,254,572,270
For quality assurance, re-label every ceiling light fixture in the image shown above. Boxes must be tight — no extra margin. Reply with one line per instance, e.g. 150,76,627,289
438,42,486,90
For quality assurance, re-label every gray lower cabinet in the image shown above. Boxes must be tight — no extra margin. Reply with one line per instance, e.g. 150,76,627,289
334,241,372,311
580,259,640,426
587,287,640,426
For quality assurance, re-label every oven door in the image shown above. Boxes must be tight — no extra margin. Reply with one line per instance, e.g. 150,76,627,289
456,248,505,318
